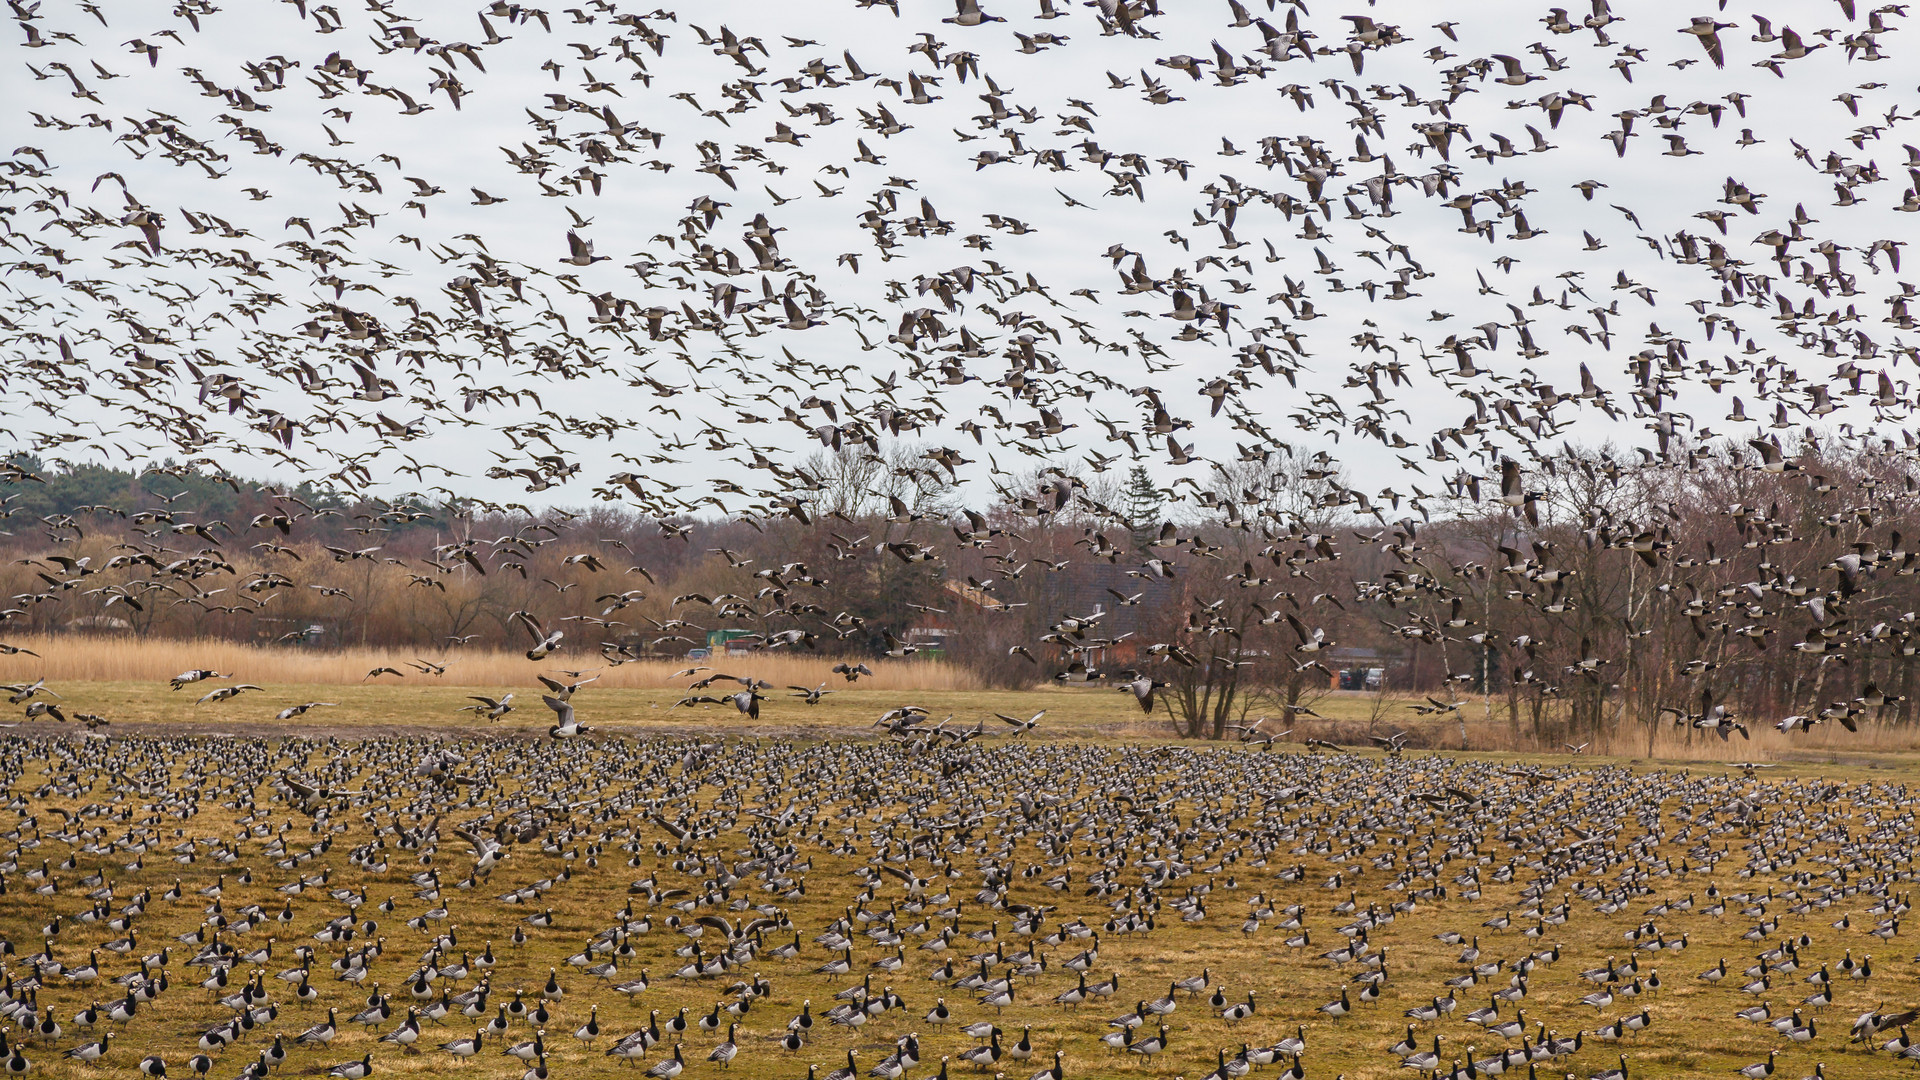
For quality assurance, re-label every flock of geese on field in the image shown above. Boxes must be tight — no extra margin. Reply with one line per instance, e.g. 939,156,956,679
0,732,1911,1080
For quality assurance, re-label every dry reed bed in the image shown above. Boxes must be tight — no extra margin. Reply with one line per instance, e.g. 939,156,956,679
1286,701,1920,762
6,641,1918,762
1595,721,1920,761
0,635,983,691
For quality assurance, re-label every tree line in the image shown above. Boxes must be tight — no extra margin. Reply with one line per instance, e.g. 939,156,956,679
1,436,1914,747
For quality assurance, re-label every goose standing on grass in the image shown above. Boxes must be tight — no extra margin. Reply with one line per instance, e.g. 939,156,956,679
663,1008,688,1037
644,1044,684,1080
438,1032,482,1063
1402,1035,1444,1071
1128,1026,1168,1058
824,1050,859,1080
959,1032,999,1071
1145,983,1179,1016
504,1031,545,1062
62,1033,112,1064
1486,1012,1527,1040
1589,1054,1628,1080
606,1033,651,1066
1053,977,1087,1008
574,1007,601,1047
1006,1028,1034,1062
325,1054,372,1080
979,983,1013,1013
1027,1050,1063,1080
33,1007,59,1043
378,1009,421,1053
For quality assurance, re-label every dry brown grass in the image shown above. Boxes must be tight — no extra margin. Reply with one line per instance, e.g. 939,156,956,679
1286,692,1920,763
1594,721,1920,761
8,642,1920,765
0,681,1187,742
0,634,984,692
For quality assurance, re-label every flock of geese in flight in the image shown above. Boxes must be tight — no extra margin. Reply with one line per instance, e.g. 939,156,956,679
0,731,1912,1080
2,0,1919,533
7,0,1920,1076
0,0,1917,718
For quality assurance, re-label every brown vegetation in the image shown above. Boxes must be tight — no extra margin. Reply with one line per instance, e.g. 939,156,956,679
3,438,1917,755
0,635,980,692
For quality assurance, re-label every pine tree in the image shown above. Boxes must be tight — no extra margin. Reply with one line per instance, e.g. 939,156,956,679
1122,465,1162,550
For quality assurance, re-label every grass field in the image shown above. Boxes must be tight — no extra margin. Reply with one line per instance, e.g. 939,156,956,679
8,679,1920,772
8,636,1920,764
27,680,1920,763
2,724,1919,1080
0,636,986,693
11,638,1920,1076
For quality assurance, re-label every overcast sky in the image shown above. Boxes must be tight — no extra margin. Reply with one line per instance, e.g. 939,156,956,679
5,0,1915,516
